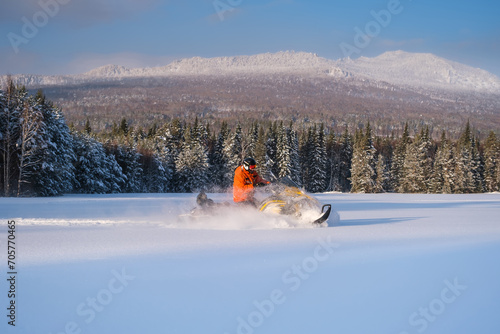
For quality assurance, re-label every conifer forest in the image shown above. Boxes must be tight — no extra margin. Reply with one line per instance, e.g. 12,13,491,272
1,82,500,197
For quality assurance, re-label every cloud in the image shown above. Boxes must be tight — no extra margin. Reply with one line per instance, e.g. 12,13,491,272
206,6,243,23
0,0,162,26
205,0,246,23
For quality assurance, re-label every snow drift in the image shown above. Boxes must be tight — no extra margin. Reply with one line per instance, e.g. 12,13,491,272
1,193,500,334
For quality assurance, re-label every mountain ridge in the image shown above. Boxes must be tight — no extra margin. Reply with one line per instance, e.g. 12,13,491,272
4,50,500,94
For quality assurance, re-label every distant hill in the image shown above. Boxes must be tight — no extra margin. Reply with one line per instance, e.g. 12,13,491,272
5,50,500,94
337,50,500,93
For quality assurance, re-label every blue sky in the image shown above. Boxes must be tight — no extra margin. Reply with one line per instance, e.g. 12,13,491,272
1,0,499,76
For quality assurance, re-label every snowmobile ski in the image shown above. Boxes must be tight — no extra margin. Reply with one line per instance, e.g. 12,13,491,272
312,204,332,225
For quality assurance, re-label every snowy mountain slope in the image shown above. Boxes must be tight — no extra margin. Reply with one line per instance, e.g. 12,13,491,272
338,50,500,93
83,64,131,77
1,193,500,334
159,51,336,76
56,51,336,80
4,51,500,94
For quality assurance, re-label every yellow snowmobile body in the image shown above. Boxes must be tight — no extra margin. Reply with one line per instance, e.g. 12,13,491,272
257,177,332,225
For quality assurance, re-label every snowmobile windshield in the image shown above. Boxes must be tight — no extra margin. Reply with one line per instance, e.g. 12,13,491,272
278,176,300,188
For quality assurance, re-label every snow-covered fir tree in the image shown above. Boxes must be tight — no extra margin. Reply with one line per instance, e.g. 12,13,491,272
30,94,75,196
265,122,279,177
374,154,389,193
253,126,269,177
106,143,143,193
472,136,485,193
390,123,410,192
276,122,292,179
246,122,260,159
430,132,455,193
496,153,500,192
274,122,301,185
288,124,302,186
1,85,74,196
375,136,394,193
142,127,174,193
84,119,92,134
118,118,129,136
454,121,483,193
305,124,327,193
483,131,499,192
156,140,175,193
175,124,210,193
299,127,312,188
72,133,125,194
139,148,171,193
326,132,339,191
156,119,184,191
209,121,230,190
339,128,353,192
350,123,376,193
399,127,433,193
222,123,243,185
326,128,354,192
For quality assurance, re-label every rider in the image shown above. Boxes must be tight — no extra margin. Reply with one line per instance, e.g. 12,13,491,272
233,157,270,206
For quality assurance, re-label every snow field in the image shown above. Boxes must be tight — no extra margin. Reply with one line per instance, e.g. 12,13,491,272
1,193,500,334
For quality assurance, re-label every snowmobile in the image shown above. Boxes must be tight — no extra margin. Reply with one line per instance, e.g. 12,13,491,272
183,176,334,226
256,176,332,225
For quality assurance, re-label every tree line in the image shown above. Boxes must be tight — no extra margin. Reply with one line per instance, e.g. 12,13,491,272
1,83,500,197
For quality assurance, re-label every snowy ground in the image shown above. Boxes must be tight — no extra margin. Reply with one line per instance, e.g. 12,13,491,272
1,192,500,334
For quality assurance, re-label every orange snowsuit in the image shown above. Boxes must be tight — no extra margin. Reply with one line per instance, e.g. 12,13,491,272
233,166,269,203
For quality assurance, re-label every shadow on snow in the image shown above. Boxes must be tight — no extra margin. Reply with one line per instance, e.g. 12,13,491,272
339,216,423,226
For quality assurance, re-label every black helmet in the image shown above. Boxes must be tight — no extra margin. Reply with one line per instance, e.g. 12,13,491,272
243,157,257,172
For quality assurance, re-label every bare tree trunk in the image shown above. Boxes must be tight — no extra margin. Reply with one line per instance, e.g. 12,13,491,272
3,81,13,196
